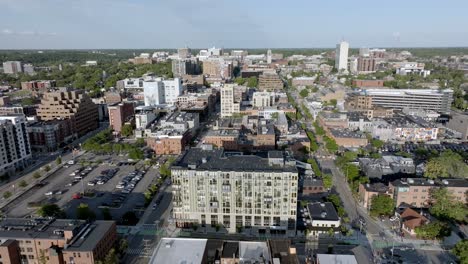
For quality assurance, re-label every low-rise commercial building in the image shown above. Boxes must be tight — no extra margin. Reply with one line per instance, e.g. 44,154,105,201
352,80,384,87
27,119,76,152
328,129,368,148
258,72,283,90
21,80,56,91
359,156,415,180
305,202,341,237
0,218,116,264
358,183,390,209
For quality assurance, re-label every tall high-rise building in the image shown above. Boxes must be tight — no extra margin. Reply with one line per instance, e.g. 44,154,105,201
2,61,22,74
335,41,349,72
171,148,298,235
36,88,99,136
267,49,272,64
177,47,192,59
143,77,183,106
0,115,31,176
172,59,200,77
220,84,240,117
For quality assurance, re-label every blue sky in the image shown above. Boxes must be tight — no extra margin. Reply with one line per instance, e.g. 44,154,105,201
0,0,467,49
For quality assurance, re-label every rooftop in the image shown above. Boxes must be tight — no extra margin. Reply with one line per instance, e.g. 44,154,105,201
330,128,367,139
65,221,115,252
391,178,468,188
307,202,340,222
149,238,207,264
316,254,358,264
0,218,85,240
172,148,297,172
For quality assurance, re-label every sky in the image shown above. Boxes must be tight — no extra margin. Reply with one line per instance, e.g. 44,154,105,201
0,0,467,49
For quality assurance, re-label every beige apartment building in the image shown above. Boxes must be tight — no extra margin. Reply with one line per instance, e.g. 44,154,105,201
36,88,99,136
171,149,298,236
389,178,468,208
258,72,283,91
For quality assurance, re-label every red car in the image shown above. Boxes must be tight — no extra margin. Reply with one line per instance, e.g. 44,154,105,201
72,193,82,200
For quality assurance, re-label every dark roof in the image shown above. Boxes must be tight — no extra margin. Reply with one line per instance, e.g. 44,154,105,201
303,178,324,187
64,221,115,252
268,240,299,264
172,148,297,172
307,202,340,222
203,239,224,263
222,241,239,258
268,151,283,159
362,183,389,193
0,218,86,240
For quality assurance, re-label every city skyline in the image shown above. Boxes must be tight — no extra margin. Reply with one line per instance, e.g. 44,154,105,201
1,0,468,49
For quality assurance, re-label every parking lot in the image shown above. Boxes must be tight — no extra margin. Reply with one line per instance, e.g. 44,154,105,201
3,152,163,221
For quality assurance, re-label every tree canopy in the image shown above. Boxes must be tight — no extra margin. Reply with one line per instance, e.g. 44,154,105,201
429,188,468,222
370,195,394,217
38,204,66,218
452,239,468,264
415,222,450,240
425,151,468,179
76,203,96,220
120,124,134,137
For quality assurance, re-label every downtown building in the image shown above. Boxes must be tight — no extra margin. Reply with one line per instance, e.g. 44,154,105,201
335,41,349,72
2,61,22,74
347,89,453,114
108,102,135,134
171,148,298,236
0,218,116,264
0,115,32,176
36,88,99,136
143,77,183,106
171,59,201,77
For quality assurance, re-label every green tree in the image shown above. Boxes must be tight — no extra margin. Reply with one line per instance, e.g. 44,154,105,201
307,158,321,177
324,136,338,153
128,149,144,160
452,239,468,264
270,112,279,119
96,248,118,264
247,77,258,88
425,151,468,179
3,191,12,199
299,89,309,98
76,203,96,220
121,124,134,137
38,204,66,218
322,174,333,189
415,222,450,240
18,180,28,188
327,194,341,208
330,99,337,106
370,195,394,217
55,156,62,165
234,77,246,85
44,165,51,172
33,172,42,179
159,164,171,178
370,138,384,149
429,188,468,222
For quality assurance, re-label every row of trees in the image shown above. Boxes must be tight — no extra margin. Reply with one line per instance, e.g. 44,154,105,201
234,76,258,87
82,129,145,160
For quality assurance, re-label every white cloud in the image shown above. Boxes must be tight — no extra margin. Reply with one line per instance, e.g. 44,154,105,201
1,29,58,36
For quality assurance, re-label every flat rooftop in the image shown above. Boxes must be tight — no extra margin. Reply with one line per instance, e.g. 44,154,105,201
172,148,297,172
0,218,85,240
64,221,115,252
307,202,340,222
149,238,208,264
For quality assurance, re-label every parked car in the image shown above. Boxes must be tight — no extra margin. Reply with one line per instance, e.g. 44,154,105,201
87,181,96,186
116,184,125,189
72,193,82,199
44,191,53,196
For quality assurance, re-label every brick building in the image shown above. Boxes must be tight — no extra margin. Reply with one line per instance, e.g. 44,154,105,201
0,219,116,264
108,102,135,134
352,80,384,87
258,72,283,90
36,88,98,136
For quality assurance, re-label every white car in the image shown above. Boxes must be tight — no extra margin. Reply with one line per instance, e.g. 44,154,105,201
45,191,53,196
67,160,75,165
116,184,125,189
97,180,105,185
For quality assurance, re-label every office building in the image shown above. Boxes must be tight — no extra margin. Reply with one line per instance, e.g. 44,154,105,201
134,106,157,130
203,59,233,79
171,148,298,235
335,41,349,71
352,89,453,113
36,88,99,136
0,218,116,264
21,80,56,91
27,119,76,153
267,49,272,64
172,59,200,77
117,77,145,92
357,57,376,73
108,102,135,134
23,64,35,75
258,72,283,90
143,77,183,106
220,84,241,117
2,61,22,74
178,47,192,58
252,91,273,108
395,62,430,77
0,116,32,176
